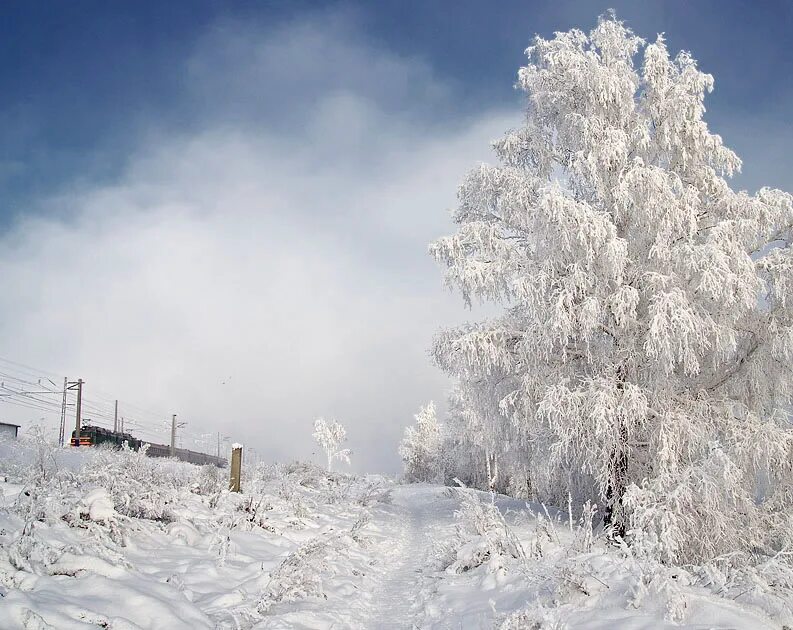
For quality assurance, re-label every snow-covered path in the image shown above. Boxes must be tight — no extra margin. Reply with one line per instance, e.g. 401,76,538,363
365,485,457,629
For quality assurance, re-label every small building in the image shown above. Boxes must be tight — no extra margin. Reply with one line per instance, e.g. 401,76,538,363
0,422,20,440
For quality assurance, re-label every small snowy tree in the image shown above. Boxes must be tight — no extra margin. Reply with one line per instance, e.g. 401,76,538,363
312,418,351,472
399,402,443,483
431,13,793,563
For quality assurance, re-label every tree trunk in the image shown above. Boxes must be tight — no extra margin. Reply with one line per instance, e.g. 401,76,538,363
485,450,498,492
604,435,628,537
605,366,629,537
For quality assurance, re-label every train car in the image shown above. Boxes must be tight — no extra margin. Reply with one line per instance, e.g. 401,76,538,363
70,424,143,450
144,442,171,458
177,448,227,468
144,441,227,468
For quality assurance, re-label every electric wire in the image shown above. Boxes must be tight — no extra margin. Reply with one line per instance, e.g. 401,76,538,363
0,354,221,456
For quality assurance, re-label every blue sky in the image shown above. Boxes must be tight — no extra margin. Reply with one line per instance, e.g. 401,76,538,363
0,1,791,471
1,0,791,219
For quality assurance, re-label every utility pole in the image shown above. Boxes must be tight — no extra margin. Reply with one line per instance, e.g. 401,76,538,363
216,432,230,459
170,414,186,457
73,379,83,447
114,400,119,433
59,377,68,447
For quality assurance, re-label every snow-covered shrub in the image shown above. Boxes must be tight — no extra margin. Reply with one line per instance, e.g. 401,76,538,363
10,429,78,528
270,464,321,521
258,512,374,615
487,502,692,626
236,495,276,529
694,552,793,622
350,478,392,507
194,463,225,496
0,437,131,583
399,401,443,483
254,460,382,512
445,487,526,574
80,443,193,521
251,461,297,484
6,426,58,486
258,536,335,612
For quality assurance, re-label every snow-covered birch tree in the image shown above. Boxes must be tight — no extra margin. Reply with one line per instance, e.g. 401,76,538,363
431,13,793,563
399,402,443,483
312,418,351,472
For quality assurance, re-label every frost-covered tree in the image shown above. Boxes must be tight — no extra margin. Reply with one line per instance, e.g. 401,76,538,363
312,418,351,472
439,386,534,496
399,402,444,483
431,13,793,562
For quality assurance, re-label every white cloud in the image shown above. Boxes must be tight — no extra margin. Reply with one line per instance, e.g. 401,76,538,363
0,14,516,472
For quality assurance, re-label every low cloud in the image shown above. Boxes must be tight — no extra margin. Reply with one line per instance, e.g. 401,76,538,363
0,13,516,472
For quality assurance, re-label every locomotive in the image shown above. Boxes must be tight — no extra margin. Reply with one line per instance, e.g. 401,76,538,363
70,424,143,450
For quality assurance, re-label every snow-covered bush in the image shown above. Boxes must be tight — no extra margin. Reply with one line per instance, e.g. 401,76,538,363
258,513,375,614
350,477,392,507
444,487,526,574
312,418,351,472
694,552,793,622
80,443,195,521
7,427,58,485
429,11,793,564
195,463,225,496
0,437,133,586
259,536,336,611
8,427,78,528
399,401,443,483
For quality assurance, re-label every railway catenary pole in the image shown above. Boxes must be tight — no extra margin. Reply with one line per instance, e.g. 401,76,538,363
170,414,177,457
73,379,83,447
59,376,67,447
216,432,230,459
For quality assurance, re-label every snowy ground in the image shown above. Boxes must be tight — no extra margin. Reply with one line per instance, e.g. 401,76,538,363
0,440,789,629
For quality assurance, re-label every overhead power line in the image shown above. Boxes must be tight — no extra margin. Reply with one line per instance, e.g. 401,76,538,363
0,353,222,456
